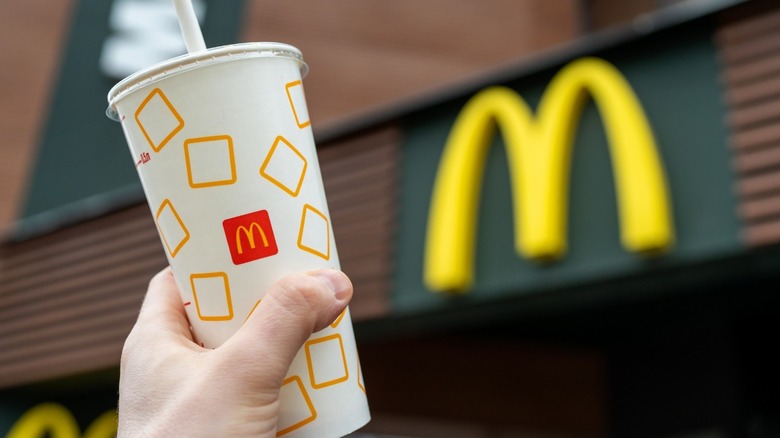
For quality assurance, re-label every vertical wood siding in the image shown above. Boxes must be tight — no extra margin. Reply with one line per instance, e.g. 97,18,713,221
717,7,780,246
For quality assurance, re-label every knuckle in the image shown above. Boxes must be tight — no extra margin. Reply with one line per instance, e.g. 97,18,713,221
147,266,173,291
277,274,328,310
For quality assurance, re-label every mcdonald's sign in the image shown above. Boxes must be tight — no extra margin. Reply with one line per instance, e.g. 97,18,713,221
425,57,675,293
223,209,279,265
3,403,116,438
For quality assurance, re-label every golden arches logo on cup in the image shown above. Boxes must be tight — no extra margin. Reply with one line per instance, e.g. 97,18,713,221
222,210,279,265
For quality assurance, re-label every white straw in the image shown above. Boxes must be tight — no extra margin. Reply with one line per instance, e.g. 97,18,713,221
173,0,206,53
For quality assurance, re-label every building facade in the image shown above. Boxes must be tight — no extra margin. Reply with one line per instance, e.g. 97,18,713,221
2,0,780,436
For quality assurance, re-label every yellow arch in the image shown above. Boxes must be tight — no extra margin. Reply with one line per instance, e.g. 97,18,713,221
5,403,80,438
425,57,674,293
82,410,118,438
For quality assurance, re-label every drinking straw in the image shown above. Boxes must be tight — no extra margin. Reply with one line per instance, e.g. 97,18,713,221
172,0,206,53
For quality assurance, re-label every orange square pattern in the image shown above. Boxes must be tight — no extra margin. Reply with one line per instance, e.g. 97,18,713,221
155,199,190,258
190,272,234,321
305,334,349,389
297,204,330,260
184,135,237,188
330,309,346,328
260,136,307,197
277,376,317,436
357,357,366,394
285,80,311,129
135,88,184,152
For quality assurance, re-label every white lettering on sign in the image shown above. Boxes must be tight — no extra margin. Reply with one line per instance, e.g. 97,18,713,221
99,0,206,79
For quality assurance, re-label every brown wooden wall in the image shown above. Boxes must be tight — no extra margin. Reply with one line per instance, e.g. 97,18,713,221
0,126,398,389
241,0,581,128
717,4,780,246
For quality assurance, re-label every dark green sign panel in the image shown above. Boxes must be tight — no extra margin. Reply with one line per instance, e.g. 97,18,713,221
394,23,740,313
22,0,244,218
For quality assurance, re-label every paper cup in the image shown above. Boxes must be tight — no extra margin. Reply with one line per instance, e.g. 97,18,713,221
107,42,369,437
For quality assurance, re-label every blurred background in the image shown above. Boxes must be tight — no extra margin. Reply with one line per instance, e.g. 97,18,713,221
2,0,780,436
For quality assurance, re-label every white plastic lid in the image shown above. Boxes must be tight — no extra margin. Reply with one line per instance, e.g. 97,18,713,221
106,42,307,121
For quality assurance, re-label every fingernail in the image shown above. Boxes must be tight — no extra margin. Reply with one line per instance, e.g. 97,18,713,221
311,269,351,300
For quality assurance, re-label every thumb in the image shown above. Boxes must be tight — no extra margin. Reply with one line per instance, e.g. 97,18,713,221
220,269,352,388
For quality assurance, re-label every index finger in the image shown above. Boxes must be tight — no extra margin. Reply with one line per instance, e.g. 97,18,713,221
136,267,194,341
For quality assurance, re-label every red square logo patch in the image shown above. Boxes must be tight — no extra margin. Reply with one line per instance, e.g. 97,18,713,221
223,210,279,265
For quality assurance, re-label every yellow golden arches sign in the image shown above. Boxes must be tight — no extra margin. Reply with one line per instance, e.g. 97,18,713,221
425,57,675,293
4,403,117,438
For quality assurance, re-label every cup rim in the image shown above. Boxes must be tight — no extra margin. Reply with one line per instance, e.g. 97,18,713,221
106,42,307,121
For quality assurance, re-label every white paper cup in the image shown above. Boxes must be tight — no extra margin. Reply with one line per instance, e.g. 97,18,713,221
108,42,369,438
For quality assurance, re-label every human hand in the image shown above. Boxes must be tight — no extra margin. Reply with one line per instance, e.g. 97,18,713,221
117,267,352,437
